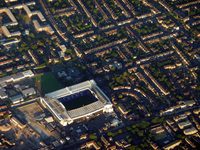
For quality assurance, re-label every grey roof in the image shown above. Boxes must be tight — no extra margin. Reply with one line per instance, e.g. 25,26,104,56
0,70,34,85
67,100,104,119
10,94,23,102
0,89,8,99
21,87,36,96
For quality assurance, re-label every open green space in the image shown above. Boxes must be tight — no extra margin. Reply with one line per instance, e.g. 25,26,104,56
35,72,64,94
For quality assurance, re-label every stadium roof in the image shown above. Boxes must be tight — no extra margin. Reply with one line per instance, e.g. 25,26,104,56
42,80,113,126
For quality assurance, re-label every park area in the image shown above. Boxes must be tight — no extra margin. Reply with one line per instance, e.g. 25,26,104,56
34,72,64,94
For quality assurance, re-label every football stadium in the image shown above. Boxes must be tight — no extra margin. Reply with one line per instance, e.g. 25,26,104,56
40,80,113,126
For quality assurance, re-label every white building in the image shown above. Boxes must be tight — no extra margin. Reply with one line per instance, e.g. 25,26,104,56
0,88,8,99
41,80,113,126
21,87,36,97
1,26,21,38
0,70,34,86
5,0,18,3
33,20,54,35
183,127,198,135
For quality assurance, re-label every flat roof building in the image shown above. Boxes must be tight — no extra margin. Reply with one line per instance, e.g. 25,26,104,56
0,89,8,99
10,116,27,129
33,20,54,35
0,70,34,86
10,94,24,104
5,0,18,3
163,140,182,150
1,26,21,38
0,8,18,25
21,87,36,97
183,127,198,135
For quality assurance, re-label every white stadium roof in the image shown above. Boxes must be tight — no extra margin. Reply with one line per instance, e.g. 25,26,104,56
41,80,113,126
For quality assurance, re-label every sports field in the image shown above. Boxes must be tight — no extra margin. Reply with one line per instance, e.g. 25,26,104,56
35,72,64,94
58,90,98,110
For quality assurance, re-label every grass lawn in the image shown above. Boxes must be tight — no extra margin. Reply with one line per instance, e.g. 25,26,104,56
35,72,64,94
